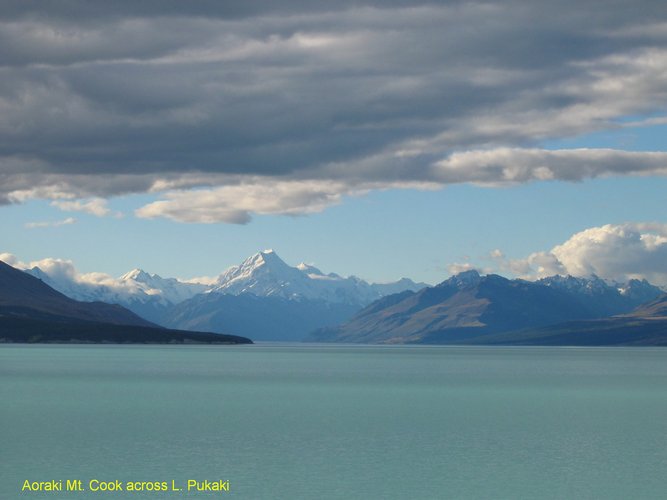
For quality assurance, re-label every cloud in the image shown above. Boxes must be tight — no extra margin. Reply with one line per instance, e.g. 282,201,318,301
495,223,667,285
0,252,21,266
135,180,351,224
135,178,436,223
447,262,477,275
130,147,667,223
21,257,78,280
1,253,210,303
2,1,667,221
2,254,154,295
432,148,667,186
24,217,76,229
51,198,114,217
182,275,219,286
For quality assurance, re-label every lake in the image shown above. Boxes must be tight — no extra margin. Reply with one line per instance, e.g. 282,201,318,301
2,344,667,499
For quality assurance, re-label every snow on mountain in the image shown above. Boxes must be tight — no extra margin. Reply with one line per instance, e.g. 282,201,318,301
617,278,665,304
25,266,207,307
24,265,105,303
209,249,427,306
537,274,611,295
209,249,367,304
119,268,208,304
14,252,665,337
211,250,306,297
21,250,427,314
296,262,343,280
537,274,663,313
436,269,482,289
538,274,662,299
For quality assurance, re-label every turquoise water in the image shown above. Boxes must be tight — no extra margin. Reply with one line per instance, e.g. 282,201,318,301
2,344,667,499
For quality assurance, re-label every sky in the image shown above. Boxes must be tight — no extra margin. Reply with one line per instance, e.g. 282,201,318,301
1,0,667,286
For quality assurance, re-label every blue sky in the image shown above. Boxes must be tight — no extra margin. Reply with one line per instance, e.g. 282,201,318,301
2,1,667,285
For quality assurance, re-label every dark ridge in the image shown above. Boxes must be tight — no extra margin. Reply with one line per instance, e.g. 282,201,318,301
0,261,252,344
0,260,154,327
0,308,252,344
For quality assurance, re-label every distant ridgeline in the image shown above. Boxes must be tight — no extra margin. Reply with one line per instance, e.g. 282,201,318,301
0,261,251,344
10,251,667,346
310,271,667,346
22,250,427,342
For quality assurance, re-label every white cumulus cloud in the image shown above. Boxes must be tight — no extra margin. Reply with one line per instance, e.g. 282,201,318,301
495,223,667,285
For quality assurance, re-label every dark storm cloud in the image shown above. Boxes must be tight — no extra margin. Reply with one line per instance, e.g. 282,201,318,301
2,0,667,220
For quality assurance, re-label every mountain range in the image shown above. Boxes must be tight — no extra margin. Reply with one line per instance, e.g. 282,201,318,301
11,251,667,345
24,250,428,340
0,260,251,344
311,270,666,345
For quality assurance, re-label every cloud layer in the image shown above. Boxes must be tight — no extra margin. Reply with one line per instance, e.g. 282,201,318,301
2,1,667,221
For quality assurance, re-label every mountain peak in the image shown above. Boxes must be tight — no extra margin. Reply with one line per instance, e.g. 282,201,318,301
213,250,297,294
296,262,324,275
27,266,52,282
456,269,481,279
120,268,152,282
538,274,613,295
207,250,422,305
259,249,284,264
241,249,289,271
440,269,482,289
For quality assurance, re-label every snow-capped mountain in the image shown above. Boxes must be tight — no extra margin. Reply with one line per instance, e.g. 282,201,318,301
23,266,208,324
158,250,429,339
208,249,427,306
21,250,428,326
538,274,617,296
537,274,663,316
538,274,662,298
119,269,208,304
25,267,206,306
436,269,483,289
12,253,667,342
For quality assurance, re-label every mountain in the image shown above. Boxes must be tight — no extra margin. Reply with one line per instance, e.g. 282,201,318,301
619,279,667,305
1,260,153,327
24,250,427,330
0,260,251,344
627,293,667,319
114,269,208,323
24,266,207,324
537,275,663,316
158,250,427,340
209,249,427,307
370,277,434,297
311,271,664,344
119,268,209,304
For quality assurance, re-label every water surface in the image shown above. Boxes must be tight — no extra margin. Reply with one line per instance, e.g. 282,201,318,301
2,344,667,499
